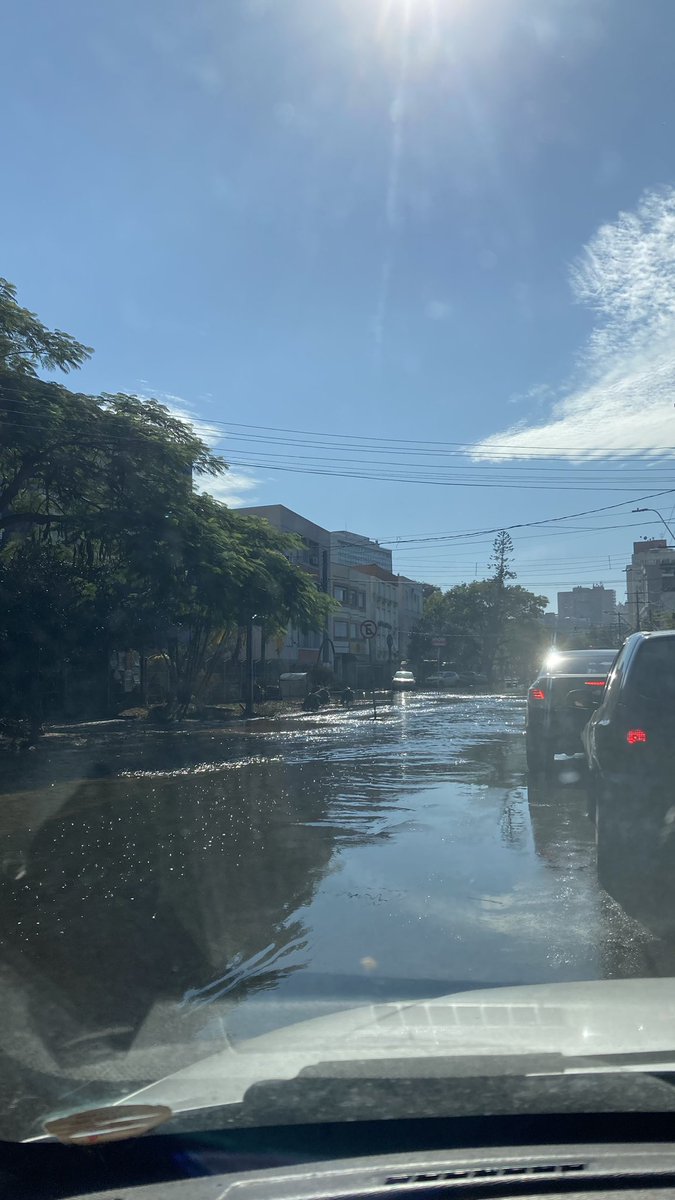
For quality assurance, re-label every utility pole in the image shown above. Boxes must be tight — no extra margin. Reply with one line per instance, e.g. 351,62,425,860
321,549,330,663
244,616,256,718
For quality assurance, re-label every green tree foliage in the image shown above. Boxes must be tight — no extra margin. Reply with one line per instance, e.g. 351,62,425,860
0,277,331,728
408,532,548,683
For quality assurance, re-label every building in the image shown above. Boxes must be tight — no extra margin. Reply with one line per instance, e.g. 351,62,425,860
351,565,399,664
236,505,331,666
557,585,617,629
396,575,424,659
330,562,370,677
626,539,675,626
236,504,428,680
330,531,392,571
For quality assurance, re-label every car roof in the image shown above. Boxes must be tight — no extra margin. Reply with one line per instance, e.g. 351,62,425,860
558,648,615,655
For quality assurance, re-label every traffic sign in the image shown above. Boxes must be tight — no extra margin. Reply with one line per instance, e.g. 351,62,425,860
360,620,377,639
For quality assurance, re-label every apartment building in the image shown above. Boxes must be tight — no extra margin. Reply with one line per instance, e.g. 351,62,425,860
236,503,428,678
626,539,675,625
236,504,330,665
557,585,617,629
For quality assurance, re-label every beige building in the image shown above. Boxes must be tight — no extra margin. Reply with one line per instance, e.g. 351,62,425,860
626,539,675,626
236,504,330,667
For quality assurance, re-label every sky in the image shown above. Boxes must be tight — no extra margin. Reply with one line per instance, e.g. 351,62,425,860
4,0,675,606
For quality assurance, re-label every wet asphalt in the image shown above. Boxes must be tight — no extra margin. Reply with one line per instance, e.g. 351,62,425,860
1,692,674,1138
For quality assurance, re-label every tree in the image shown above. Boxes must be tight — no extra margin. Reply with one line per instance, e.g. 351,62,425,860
0,276,92,376
408,533,548,684
483,531,517,680
0,276,334,727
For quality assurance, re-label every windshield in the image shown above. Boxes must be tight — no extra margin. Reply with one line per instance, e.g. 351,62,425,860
5,0,675,1163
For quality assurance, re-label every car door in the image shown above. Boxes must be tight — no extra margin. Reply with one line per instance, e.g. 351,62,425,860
584,638,634,773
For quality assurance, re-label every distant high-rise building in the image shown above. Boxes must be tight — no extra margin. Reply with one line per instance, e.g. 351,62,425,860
626,539,675,625
557,585,617,628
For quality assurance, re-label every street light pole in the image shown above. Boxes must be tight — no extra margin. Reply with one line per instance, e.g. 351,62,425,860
632,507,675,541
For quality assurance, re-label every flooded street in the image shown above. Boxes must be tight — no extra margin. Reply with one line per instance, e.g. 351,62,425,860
1,693,674,1135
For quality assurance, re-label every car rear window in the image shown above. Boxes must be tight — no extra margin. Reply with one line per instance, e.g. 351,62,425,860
628,638,675,700
543,651,616,675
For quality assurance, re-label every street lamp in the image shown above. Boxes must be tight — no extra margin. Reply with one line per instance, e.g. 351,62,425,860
632,507,675,542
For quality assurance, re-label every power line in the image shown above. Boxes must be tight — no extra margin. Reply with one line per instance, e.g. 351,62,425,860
3,390,675,460
6,404,675,480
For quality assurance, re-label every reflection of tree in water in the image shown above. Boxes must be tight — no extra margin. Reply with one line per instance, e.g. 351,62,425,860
0,759,342,1067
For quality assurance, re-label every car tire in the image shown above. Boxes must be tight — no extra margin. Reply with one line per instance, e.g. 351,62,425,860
526,734,554,774
596,789,645,904
595,791,622,893
585,768,599,824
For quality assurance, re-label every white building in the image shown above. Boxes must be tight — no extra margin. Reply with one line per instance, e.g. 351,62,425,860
396,576,424,659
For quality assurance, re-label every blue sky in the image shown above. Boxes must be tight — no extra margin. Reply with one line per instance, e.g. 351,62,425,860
4,0,675,604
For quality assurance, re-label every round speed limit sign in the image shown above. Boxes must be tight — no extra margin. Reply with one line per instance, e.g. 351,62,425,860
360,620,377,639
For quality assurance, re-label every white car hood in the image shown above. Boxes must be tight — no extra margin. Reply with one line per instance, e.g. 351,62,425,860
122,978,675,1118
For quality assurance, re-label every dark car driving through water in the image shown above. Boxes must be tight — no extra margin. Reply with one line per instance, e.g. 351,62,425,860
526,648,617,773
579,631,675,900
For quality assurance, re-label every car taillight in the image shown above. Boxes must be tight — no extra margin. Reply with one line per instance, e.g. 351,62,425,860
585,680,605,687
530,688,546,701
626,729,648,745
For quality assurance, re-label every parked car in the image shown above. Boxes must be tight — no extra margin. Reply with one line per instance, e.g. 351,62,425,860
425,670,460,689
580,631,675,893
525,647,616,772
458,670,488,688
391,669,416,691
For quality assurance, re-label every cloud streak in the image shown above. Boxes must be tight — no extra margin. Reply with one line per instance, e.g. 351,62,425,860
474,186,675,458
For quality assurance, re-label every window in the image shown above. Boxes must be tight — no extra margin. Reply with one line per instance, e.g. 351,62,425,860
334,619,348,638
629,638,675,700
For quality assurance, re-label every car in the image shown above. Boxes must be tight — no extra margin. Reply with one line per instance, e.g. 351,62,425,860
425,670,460,688
580,631,675,893
525,647,617,773
391,669,416,691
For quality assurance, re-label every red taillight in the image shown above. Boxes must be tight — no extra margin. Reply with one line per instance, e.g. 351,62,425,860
530,688,546,701
626,729,648,745
585,680,605,687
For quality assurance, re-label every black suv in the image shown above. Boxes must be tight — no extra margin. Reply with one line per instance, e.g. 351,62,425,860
581,630,675,891
525,648,616,773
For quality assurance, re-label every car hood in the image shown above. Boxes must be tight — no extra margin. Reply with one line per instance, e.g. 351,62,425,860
113,978,675,1121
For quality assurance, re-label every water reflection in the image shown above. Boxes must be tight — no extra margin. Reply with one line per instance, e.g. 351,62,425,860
0,694,672,1139
0,762,339,1065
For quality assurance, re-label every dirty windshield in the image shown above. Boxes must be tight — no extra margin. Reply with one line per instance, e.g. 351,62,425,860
5,0,675,1154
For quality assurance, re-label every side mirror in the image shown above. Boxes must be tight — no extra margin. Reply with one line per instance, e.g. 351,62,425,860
567,688,603,711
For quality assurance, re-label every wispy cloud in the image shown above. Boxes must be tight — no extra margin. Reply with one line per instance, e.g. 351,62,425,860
474,186,675,458
139,390,259,506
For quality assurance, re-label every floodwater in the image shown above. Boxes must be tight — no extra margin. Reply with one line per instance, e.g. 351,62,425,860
0,693,673,1138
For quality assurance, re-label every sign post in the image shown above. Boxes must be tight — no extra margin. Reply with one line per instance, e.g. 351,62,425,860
360,620,378,718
